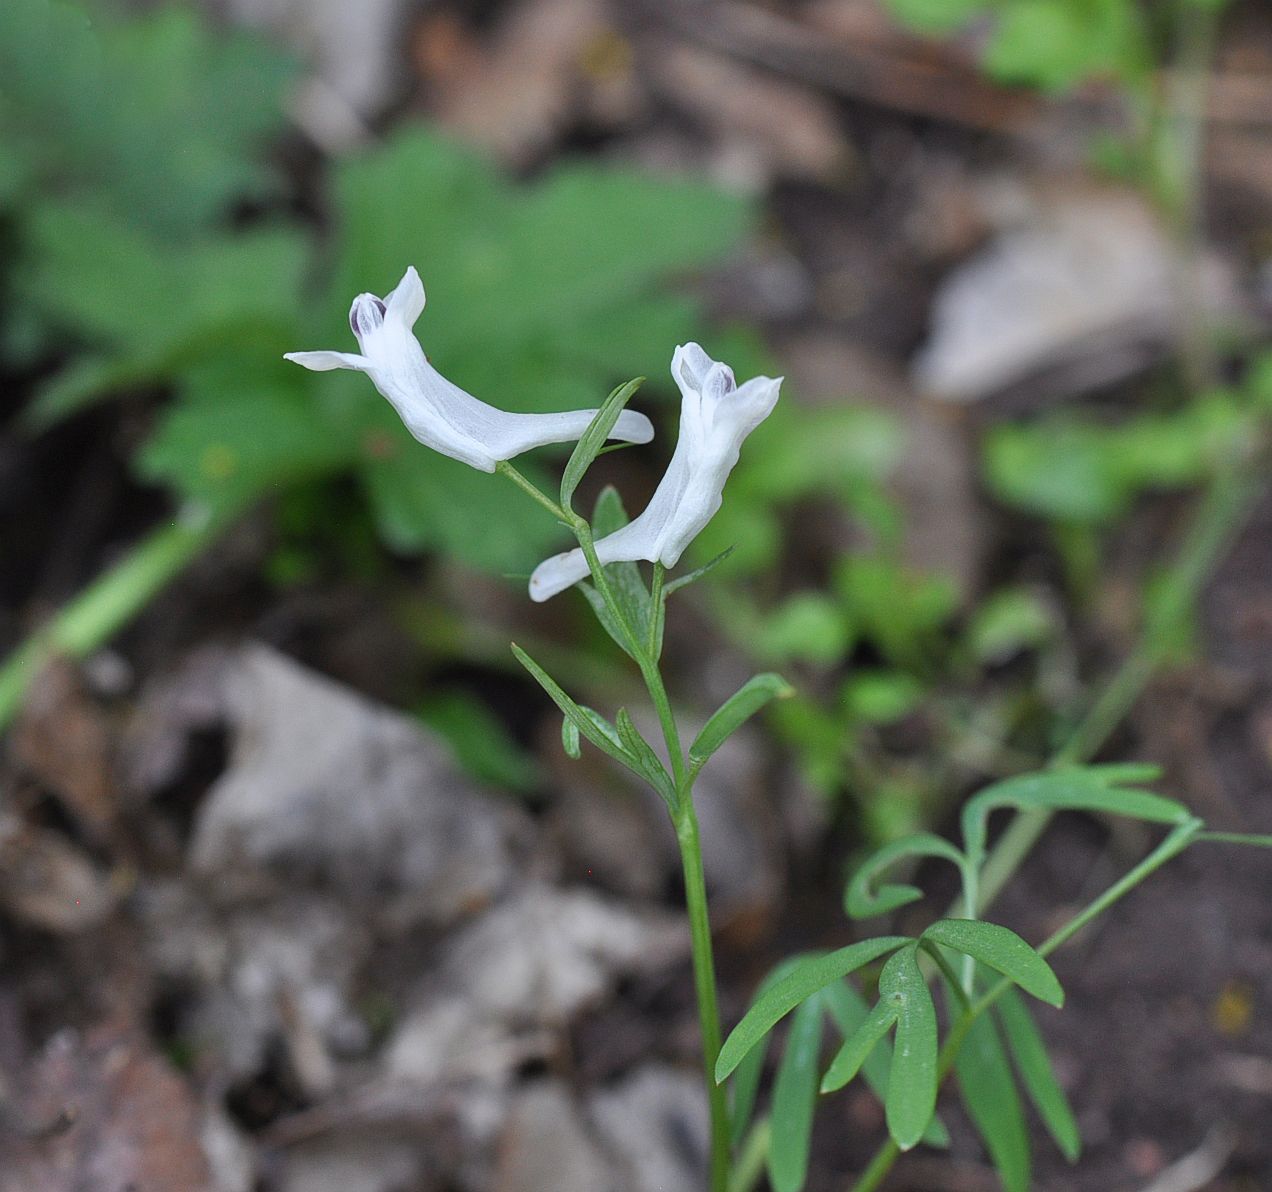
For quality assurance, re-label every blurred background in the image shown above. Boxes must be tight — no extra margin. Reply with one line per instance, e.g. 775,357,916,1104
2,0,1272,1188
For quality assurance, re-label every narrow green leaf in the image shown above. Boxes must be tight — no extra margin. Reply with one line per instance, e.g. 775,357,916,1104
820,981,949,1147
955,1008,1031,1192
768,994,825,1192
961,769,1190,862
690,673,794,771
615,707,676,810
579,582,642,662
591,486,653,638
845,832,968,919
716,937,908,1082
820,997,896,1093
729,956,805,1149
881,945,939,1151
511,643,635,773
663,545,737,597
560,377,643,511
561,717,581,760
922,920,1064,1007
997,988,1081,1162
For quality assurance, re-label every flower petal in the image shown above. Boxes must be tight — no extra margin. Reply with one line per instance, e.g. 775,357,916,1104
284,350,372,372
482,408,653,461
383,265,426,328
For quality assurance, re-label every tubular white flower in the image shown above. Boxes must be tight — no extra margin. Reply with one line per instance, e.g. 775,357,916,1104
529,343,781,602
285,266,654,472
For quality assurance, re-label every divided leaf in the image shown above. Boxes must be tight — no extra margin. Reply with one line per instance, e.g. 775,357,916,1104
820,981,950,1147
961,768,1190,864
922,920,1063,1007
820,996,896,1094
716,937,908,1082
845,832,968,919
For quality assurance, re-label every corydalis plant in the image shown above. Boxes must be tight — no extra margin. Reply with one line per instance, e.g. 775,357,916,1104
291,269,787,1192
287,267,1272,1192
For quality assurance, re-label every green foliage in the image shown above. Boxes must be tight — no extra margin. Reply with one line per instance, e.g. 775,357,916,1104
768,994,825,1192
6,1,758,577
922,919,1064,1006
688,673,794,774
984,394,1253,524
723,766,1203,1188
418,691,543,795
997,988,1081,1161
715,937,909,1081
955,1008,1032,1192
882,0,1149,94
0,0,297,237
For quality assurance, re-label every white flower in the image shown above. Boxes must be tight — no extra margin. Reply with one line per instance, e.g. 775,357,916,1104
285,266,655,473
529,343,781,602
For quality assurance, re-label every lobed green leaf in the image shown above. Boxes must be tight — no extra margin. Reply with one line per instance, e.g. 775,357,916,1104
716,937,908,1083
922,920,1063,1007
845,832,968,920
880,944,939,1151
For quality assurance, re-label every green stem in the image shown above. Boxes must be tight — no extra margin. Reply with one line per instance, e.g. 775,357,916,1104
494,460,568,521
853,818,1204,1191
972,466,1262,916
0,504,237,729
1196,831,1272,848
678,801,731,1192
499,460,728,1185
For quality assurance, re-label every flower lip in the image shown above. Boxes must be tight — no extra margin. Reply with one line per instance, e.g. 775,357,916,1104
349,294,387,341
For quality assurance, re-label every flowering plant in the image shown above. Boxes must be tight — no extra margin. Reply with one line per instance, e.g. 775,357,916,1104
291,269,1271,1192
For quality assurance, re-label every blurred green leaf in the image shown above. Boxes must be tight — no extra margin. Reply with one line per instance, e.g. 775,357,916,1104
755,592,852,666
842,670,925,725
955,1005,1031,1192
418,691,542,795
997,988,1081,1162
967,587,1056,664
883,0,986,34
0,0,295,235
768,993,825,1192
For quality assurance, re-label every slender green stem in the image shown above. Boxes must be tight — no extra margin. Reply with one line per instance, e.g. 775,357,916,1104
678,801,731,1192
494,460,568,522
502,461,728,1185
1196,831,1272,848
0,504,238,729
850,1140,900,1192
972,467,1262,916
854,818,1204,1191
